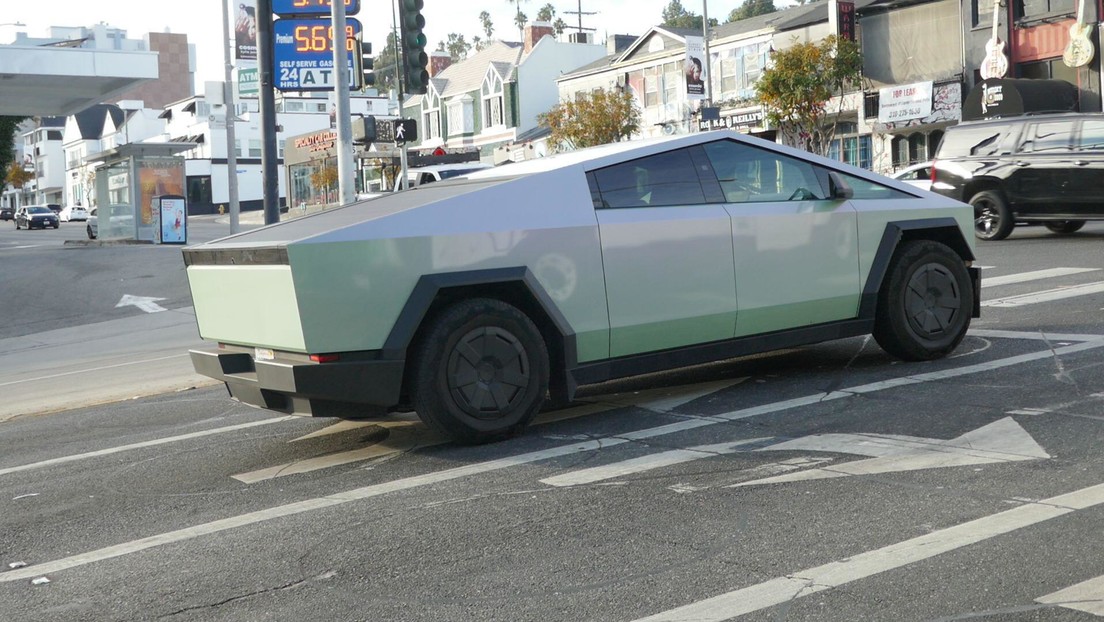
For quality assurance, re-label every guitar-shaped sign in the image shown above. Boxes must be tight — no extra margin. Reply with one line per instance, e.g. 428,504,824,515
1063,0,1095,68
981,0,1009,80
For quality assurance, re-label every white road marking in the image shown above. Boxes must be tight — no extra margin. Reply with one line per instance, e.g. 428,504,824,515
539,438,772,487
0,417,296,478
632,482,1104,622
234,381,744,483
1037,574,1104,616
969,329,1104,342
729,457,834,483
116,294,168,314
5,342,1104,581
983,281,1104,308
982,267,1098,288
0,353,190,389
729,418,1048,487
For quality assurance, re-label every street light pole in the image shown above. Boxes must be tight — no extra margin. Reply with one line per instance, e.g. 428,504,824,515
702,0,713,107
220,0,241,233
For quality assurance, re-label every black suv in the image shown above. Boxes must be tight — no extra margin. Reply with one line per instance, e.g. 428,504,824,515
931,112,1104,240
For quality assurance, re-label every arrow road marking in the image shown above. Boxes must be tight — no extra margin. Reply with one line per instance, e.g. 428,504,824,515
116,294,167,313
1037,575,1104,616
729,417,1050,487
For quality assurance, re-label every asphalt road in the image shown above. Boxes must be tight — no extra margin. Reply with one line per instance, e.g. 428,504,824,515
1,218,1104,621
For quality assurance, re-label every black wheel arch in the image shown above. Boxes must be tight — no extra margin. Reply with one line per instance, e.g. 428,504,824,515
385,268,579,406
860,218,979,319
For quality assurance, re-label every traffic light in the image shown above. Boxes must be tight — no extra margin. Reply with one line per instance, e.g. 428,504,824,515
398,0,429,95
355,41,375,89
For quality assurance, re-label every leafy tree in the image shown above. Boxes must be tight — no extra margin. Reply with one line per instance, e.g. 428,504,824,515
755,35,862,156
479,10,495,40
538,88,640,150
6,160,33,192
537,3,556,21
0,116,27,176
310,164,338,203
507,0,529,38
442,33,472,61
373,31,400,94
726,0,777,23
661,0,718,29
552,18,568,35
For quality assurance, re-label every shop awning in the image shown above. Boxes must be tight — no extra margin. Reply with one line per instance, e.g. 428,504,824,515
963,78,1078,121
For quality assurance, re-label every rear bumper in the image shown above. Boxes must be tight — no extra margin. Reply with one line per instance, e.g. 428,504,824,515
191,348,406,418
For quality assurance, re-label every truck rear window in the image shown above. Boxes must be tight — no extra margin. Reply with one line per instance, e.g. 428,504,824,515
936,126,1015,158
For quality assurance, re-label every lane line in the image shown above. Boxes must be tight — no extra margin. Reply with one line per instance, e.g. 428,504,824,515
1037,574,1104,616
983,282,1104,308
539,438,773,487
969,329,1104,342
633,483,1104,622
0,417,296,478
4,341,1104,581
982,268,1098,288
0,353,190,388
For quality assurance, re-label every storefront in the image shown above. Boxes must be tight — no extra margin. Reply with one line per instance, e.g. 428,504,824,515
872,81,963,172
283,129,349,209
962,78,1078,120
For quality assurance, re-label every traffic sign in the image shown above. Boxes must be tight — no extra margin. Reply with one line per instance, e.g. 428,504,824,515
272,18,362,91
273,0,360,16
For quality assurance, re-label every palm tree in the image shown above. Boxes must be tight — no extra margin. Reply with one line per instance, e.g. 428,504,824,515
507,0,529,39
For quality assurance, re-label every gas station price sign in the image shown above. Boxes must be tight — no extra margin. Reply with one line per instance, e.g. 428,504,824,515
273,0,360,16
273,18,361,91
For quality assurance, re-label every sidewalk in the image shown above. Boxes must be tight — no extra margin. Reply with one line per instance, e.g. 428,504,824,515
212,203,339,227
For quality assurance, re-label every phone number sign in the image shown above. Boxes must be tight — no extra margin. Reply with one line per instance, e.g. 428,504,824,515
878,81,933,123
273,18,361,91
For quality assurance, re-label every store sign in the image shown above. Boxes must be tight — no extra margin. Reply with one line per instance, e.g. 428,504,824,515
699,108,765,131
878,81,933,123
294,130,337,152
238,67,259,97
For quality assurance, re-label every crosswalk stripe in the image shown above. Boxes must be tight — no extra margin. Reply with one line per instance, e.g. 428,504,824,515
1037,574,1104,616
982,267,1098,288
982,281,1104,308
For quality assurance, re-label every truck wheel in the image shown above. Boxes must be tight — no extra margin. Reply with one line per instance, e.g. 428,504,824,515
873,240,974,361
1044,220,1085,234
970,190,1013,240
412,298,549,444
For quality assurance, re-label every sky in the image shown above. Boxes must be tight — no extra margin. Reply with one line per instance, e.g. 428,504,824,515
0,1,736,93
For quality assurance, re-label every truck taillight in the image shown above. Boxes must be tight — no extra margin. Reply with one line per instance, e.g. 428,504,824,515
310,353,340,363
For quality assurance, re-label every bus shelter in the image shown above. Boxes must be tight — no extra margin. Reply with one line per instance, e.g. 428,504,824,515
87,142,195,243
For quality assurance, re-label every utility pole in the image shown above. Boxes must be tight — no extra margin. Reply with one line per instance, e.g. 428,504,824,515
331,0,355,206
220,0,241,233
564,0,597,39
702,0,713,107
257,0,280,225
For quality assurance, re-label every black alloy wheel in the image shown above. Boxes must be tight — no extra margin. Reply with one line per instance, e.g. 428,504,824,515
970,190,1014,241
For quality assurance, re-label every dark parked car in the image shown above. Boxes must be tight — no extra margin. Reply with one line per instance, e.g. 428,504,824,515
0,206,13,221
15,205,60,229
931,112,1104,240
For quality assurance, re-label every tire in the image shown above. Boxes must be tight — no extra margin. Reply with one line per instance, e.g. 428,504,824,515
1044,220,1085,234
873,240,974,361
970,190,1014,241
14,221,19,230
87,225,96,240
411,298,549,444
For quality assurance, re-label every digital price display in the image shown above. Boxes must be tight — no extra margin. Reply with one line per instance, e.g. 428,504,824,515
273,0,360,16
273,18,362,91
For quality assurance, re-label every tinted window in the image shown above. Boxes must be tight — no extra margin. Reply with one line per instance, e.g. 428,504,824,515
1077,119,1104,150
1019,121,1072,153
839,173,914,200
703,140,826,203
936,126,1014,158
593,149,706,208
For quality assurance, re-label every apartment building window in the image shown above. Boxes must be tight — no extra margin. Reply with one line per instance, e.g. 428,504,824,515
422,90,443,140
828,123,873,169
663,62,679,104
482,73,505,128
248,139,262,158
1013,0,1074,20
447,97,474,136
234,139,243,158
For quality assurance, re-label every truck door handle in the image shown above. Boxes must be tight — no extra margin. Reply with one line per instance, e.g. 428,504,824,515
1074,160,1090,166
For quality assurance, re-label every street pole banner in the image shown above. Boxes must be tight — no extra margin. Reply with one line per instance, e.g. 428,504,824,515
235,1,258,61
685,35,707,101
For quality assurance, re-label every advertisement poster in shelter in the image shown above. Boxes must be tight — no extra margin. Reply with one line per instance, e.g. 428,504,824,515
138,159,185,230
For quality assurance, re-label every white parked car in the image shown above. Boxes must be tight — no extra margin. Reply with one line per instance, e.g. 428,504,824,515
406,163,493,187
59,205,89,222
891,161,933,191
